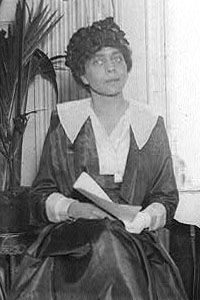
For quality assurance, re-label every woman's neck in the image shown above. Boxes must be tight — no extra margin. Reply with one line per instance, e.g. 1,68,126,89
91,92,129,135
91,92,126,117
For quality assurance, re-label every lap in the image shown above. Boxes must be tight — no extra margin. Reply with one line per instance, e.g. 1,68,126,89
9,219,188,300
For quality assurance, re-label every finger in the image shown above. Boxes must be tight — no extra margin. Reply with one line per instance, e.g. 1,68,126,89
149,214,165,231
88,214,99,219
125,212,150,234
126,225,143,234
149,215,157,231
92,210,107,219
59,213,69,221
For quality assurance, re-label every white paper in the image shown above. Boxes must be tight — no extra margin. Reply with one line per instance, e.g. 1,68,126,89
73,172,141,223
74,171,112,202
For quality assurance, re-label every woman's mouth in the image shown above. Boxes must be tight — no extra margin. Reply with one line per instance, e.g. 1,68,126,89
106,78,120,83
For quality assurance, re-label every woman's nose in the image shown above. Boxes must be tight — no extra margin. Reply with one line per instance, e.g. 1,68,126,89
105,60,115,72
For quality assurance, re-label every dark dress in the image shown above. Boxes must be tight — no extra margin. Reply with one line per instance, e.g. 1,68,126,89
9,110,188,300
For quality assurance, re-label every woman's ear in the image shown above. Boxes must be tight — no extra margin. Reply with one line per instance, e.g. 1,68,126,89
81,75,89,85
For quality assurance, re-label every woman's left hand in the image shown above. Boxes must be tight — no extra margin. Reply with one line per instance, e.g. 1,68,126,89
125,202,166,234
142,202,166,231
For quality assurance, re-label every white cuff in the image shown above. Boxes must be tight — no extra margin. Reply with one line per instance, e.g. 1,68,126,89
45,192,76,223
125,212,151,234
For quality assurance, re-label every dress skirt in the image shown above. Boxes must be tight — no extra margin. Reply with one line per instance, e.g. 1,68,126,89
9,218,188,300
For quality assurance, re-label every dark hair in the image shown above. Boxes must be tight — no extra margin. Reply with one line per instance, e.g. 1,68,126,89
65,17,132,89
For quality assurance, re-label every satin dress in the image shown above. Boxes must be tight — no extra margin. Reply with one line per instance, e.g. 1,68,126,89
9,109,188,300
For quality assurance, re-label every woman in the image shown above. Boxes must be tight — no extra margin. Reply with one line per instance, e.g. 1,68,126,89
9,17,187,300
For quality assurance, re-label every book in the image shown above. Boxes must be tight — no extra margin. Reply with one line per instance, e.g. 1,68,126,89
73,172,141,224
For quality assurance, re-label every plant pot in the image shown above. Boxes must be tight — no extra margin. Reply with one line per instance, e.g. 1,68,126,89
0,187,30,234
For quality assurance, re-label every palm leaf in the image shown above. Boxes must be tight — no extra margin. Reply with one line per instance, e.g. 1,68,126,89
24,14,62,64
0,0,61,109
24,3,50,39
16,0,26,116
21,48,58,114
0,32,16,117
30,49,58,94
0,0,62,189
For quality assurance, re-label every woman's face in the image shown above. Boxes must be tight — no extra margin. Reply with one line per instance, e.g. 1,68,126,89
81,47,128,97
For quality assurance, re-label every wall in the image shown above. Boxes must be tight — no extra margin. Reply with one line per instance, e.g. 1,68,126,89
0,0,17,22
165,0,200,190
122,0,167,120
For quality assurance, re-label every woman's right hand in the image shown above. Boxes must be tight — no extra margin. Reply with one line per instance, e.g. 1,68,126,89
46,192,114,223
68,201,114,220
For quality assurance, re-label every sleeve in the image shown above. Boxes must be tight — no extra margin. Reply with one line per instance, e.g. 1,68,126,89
143,116,179,227
45,192,76,223
29,111,74,226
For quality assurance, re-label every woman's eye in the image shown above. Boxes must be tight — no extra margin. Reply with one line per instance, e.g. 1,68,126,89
93,58,104,65
113,55,123,63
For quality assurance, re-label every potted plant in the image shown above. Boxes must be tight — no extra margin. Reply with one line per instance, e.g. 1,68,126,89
0,0,62,233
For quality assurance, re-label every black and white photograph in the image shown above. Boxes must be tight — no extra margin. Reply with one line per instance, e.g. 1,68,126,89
0,0,199,299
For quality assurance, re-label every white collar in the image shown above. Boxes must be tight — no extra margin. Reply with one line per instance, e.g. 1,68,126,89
57,98,159,149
